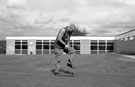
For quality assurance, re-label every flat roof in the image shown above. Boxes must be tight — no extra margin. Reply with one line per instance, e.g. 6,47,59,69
115,29,135,37
6,36,115,40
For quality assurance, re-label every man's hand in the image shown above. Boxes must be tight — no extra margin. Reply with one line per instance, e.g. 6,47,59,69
65,45,69,49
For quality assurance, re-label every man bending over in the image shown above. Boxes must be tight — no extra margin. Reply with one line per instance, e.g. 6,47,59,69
54,24,76,74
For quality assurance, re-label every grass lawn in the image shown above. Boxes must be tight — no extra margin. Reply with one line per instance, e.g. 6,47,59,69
0,53,135,87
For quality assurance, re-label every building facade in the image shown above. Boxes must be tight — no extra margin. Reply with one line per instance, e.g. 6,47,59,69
115,29,135,55
6,36,114,55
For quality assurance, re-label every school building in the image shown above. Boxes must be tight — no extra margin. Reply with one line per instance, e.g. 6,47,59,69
6,37,114,55
115,29,135,55
5,28,135,55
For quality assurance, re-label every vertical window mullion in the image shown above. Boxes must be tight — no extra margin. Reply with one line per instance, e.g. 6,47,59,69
89,40,91,54
105,40,107,53
42,40,43,55
14,40,15,54
97,40,99,54
49,40,51,54
21,40,22,54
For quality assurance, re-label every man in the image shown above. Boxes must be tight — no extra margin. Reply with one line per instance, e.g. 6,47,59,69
54,24,76,74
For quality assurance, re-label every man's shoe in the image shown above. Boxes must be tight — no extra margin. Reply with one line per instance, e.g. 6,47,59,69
67,62,76,69
53,69,60,75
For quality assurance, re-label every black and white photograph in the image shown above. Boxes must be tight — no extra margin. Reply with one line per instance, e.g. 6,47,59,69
0,0,135,87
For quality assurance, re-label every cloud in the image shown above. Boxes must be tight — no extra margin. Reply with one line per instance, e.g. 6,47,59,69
7,0,26,7
0,5,71,39
109,0,135,5
0,0,135,39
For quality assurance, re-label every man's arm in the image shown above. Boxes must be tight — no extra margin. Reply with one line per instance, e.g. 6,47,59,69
57,29,67,47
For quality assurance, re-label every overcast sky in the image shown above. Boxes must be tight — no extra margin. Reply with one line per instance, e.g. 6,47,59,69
0,0,135,39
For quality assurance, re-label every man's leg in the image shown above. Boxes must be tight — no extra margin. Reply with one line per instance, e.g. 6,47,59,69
54,48,63,73
55,53,62,71
68,53,74,63
66,47,76,69
67,53,76,69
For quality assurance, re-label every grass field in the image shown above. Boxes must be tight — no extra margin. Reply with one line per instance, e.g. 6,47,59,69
0,53,135,87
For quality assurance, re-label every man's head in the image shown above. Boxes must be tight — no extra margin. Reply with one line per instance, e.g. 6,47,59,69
68,24,76,34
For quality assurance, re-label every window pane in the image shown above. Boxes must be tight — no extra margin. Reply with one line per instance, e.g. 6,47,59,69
74,40,80,44
43,50,49,54
75,51,80,54
22,45,28,49
36,45,42,49
51,50,55,54
36,42,42,44
74,45,80,50
15,40,21,42
107,46,114,50
15,50,21,54
36,40,42,44
15,42,21,44
99,46,105,50
36,50,42,54
99,40,105,44
91,43,97,45
69,40,72,43
99,43,105,45
107,43,114,46
69,40,72,44
91,40,97,44
69,40,73,47
43,40,49,44
22,40,27,42
107,40,114,43
91,51,97,54
91,46,97,50
107,43,113,46
99,51,105,54
22,42,28,44
107,40,114,46
22,50,28,54
51,45,55,49
51,40,55,44
15,45,21,49
43,45,49,49
36,40,42,42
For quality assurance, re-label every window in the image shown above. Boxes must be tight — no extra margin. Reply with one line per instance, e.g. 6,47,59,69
36,40,56,54
50,40,55,54
69,40,73,47
121,38,124,40
36,40,42,54
43,40,49,54
99,40,105,54
73,40,80,54
21,40,28,54
129,36,134,40
15,45,21,49
99,40,105,50
107,40,114,52
91,40,97,50
15,40,28,54
69,40,80,54
91,46,97,50
15,40,21,54
124,38,128,41
90,40,114,54
91,40,98,54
